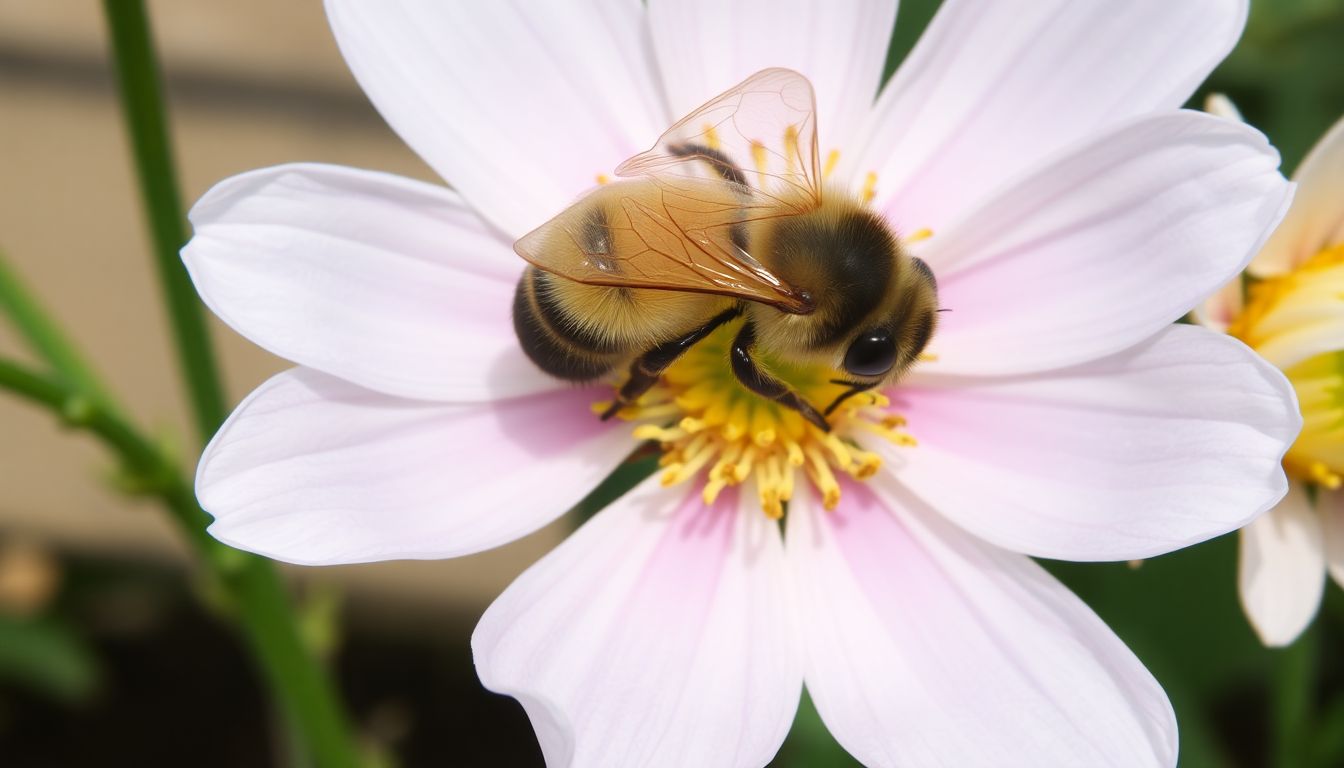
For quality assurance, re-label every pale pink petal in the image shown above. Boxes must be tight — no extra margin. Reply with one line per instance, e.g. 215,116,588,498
851,0,1247,233
473,481,801,768
787,482,1175,767
1192,276,1244,333
1254,114,1344,276
197,368,634,565
919,112,1290,376
184,164,555,403
1321,490,1344,590
876,326,1298,561
648,0,896,157
324,0,666,238
1239,483,1326,647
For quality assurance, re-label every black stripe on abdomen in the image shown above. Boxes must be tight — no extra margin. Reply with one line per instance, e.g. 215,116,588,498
512,267,618,381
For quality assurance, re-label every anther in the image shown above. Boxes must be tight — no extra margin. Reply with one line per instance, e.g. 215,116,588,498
702,123,722,151
750,140,769,178
822,149,841,179
861,171,879,205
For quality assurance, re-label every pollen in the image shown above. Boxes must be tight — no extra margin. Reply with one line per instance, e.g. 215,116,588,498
603,320,915,518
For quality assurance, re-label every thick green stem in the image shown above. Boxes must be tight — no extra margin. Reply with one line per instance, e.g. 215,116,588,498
102,0,228,442
1273,623,1318,767
0,358,360,767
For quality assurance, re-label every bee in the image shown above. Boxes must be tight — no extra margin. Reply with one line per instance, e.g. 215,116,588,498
512,69,938,432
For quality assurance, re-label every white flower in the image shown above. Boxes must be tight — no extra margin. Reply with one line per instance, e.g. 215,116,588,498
184,1,1299,765
1200,99,1344,647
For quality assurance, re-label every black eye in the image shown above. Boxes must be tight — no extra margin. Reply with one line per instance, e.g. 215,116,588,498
843,329,898,378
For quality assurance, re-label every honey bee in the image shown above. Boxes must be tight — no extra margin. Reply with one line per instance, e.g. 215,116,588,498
512,68,938,432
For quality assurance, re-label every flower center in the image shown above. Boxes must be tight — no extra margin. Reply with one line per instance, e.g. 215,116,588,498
1231,243,1344,489
597,319,916,518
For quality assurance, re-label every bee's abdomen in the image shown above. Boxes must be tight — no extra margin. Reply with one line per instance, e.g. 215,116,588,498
512,266,622,381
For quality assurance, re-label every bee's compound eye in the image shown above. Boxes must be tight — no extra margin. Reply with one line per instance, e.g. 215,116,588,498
843,329,897,378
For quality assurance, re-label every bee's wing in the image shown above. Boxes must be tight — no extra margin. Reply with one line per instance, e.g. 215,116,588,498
513,68,821,314
615,67,822,210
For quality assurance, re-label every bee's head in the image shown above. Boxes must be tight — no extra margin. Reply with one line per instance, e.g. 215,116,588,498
836,254,938,387
752,202,940,384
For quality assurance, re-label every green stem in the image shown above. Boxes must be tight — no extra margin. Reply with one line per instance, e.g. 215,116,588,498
1273,622,1318,767
0,358,360,767
0,251,112,404
102,0,228,442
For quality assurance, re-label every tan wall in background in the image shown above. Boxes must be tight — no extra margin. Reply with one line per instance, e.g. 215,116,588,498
0,1,564,623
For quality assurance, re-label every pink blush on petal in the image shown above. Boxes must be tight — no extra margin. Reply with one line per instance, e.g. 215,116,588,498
488,386,627,457
818,482,956,632
617,486,739,637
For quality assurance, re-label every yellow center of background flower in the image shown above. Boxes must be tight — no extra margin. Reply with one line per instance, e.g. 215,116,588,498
598,319,915,518
1230,243,1344,490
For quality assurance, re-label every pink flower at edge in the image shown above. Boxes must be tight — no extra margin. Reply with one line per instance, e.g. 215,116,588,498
181,1,1300,766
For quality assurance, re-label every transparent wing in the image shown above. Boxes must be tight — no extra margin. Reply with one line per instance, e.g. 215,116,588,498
616,67,822,212
513,68,821,314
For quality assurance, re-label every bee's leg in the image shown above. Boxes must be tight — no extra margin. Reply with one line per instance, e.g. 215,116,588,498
600,306,743,421
729,322,831,433
822,380,877,416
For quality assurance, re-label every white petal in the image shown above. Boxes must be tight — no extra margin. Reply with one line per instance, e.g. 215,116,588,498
648,0,896,158
1239,483,1326,647
1321,489,1344,590
919,112,1291,376
1254,114,1344,275
325,0,667,237
787,482,1176,767
877,326,1299,562
852,0,1247,233
473,480,801,768
198,368,633,565
184,163,554,403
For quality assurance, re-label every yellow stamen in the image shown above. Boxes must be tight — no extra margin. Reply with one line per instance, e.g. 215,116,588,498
702,123,721,151
702,476,729,505
633,424,687,443
603,319,921,517
731,445,758,484
822,149,841,179
784,125,800,176
861,171,879,205
907,227,934,243
1310,462,1342,491
750,140,769,178
595,173,610,186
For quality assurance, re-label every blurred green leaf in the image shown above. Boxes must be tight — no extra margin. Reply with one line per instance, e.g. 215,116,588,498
0,614,99,704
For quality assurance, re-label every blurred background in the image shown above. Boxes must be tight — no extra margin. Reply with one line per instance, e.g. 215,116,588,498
0,1,1342,766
